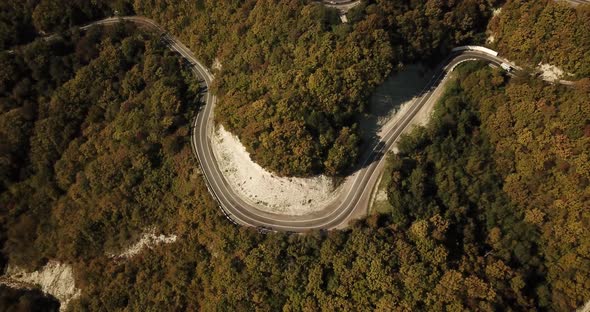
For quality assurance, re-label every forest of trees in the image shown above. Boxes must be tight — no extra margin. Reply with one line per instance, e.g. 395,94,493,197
386,62,589,310
489,0,590,78
132,0,499,176
63,63,589,312
0,24,203,269
0,1,588,311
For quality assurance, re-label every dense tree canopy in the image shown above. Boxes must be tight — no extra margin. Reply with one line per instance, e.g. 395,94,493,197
0,24,202,268
489,0,590,78
386,63,589,310
0,1,587,311
53,62,584,312
0,0,129,49
133,0,499,176
64,65,588,312
0,1,36,50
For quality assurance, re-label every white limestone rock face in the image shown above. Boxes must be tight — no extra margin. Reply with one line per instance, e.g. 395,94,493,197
112,227,177,259
212,125,341,215
2,261,80,311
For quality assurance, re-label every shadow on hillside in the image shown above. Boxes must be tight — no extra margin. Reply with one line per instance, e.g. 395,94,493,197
354,64,436,172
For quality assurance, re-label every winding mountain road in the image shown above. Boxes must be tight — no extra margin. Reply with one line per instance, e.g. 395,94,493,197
564,0,590,6
194,50,508,232
83,16,570,232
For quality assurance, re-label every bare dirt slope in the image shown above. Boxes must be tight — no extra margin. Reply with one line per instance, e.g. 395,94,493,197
212,125,343,215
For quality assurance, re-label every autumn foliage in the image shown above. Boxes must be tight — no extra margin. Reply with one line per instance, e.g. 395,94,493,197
0,1,588,311
387,63,589,310
133,0,499,176
489,0,590,78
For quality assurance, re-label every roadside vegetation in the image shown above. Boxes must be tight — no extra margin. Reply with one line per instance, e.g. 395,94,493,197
489,0,590,78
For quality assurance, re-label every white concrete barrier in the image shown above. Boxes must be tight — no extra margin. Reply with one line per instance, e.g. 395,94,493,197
452,46,499,57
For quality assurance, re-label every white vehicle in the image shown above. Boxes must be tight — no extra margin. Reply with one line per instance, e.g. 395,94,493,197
500,63,513,72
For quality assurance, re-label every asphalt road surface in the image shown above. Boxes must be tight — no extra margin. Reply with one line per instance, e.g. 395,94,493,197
81,16,574,232
192,51,508,232
563,0,590,6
